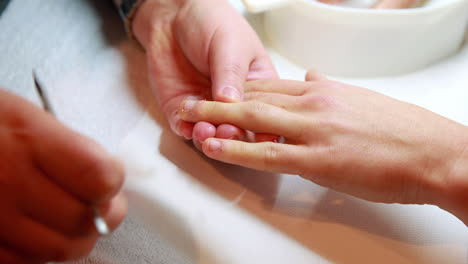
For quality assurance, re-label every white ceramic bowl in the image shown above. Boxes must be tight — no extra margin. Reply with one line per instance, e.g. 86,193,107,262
243,0,468,77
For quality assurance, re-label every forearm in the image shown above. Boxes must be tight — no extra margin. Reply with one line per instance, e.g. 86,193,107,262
131,0,165,49
112,0,176,48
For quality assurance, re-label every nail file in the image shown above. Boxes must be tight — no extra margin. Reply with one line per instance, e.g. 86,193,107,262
32,70,110,236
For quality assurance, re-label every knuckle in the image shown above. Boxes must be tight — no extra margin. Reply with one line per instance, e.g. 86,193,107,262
5,111,30,131
203,102,219,119
316,118,347,136
80,156,124,202
262,143,281,168
192,101,220,122
307,80,341,94
291,121,310,141
244,101,268,121
245,79,267,92
6,116,36,147
320,80,341,88
301,95,338,111
221,63,244,78
244,91,262,101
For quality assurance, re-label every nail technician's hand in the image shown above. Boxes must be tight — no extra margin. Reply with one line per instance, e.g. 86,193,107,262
0,90,127,263
178,70,468,225
132,0,277,147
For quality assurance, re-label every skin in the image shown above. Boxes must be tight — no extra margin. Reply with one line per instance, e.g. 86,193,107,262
0,90,127,263
178,70,468,225
132,0,277,146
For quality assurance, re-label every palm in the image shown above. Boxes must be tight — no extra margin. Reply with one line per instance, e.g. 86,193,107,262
145,16,211,136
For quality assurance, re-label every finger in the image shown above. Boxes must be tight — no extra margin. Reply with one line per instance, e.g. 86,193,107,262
210,29,252,102
245,79,311,96
99,191,127,233
305,69,328,82
0,92,124,205
192,121,216,143
0,215,97,262
201,139,306,175
178,100,307,140
246,55,279,81
177,119,195,140
193,139,203,151
215,124,247,141
192,121,216,151
31,122,125,203
244,92,297,109
18,169,94,237
255,133,281,143
373,0,421,9
244,90,335,114
170,96,206,139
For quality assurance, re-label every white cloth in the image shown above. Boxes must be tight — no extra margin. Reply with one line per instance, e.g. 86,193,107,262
1,0,468,263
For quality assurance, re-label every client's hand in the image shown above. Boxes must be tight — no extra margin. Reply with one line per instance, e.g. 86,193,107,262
177,70,468,225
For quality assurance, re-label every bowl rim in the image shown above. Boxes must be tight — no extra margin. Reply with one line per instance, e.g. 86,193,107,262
297,0,468,15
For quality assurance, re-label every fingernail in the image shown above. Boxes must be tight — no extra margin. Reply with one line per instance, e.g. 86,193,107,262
182,100,197,112
181,125,192,140
173,120,183,137
175,119,193,139
222,86,241,101
207,139,222,152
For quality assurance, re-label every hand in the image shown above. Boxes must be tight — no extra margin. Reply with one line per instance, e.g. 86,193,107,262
177,70,468,224
0,90,127,263
132,0,277,148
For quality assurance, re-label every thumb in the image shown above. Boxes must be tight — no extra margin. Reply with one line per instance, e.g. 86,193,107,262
209,32,251,103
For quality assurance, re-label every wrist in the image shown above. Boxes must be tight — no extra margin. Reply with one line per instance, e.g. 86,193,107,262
430,125,468,225
132,0,161,49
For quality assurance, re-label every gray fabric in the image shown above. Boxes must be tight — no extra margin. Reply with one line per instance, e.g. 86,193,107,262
0,1,189,263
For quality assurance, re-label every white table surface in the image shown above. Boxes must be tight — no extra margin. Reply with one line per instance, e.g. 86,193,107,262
1,1,467,263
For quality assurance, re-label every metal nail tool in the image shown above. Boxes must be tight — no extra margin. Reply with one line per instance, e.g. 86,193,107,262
33,70,110,236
